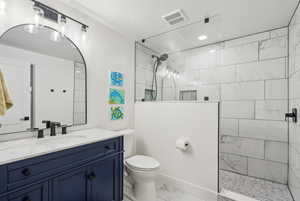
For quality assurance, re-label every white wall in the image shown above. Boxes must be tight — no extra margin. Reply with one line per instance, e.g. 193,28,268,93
134,102,219,192
288,4,300,201
0,0,134,137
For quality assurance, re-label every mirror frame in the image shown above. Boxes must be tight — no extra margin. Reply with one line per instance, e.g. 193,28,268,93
0,24,88,134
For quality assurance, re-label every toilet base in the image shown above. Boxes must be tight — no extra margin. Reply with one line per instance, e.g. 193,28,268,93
134,180,156,201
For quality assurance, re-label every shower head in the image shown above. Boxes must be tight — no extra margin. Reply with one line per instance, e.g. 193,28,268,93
159,53,168,61
152,53,169,62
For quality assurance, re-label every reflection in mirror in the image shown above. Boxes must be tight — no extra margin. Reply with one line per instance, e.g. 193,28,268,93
0,24,87,134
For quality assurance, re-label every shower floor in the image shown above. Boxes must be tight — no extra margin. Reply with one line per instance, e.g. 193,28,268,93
219,170,293,201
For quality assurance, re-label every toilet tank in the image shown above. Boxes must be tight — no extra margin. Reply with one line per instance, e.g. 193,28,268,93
124,133,135,158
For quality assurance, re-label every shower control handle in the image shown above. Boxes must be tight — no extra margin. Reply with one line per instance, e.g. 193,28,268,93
285,108,298,123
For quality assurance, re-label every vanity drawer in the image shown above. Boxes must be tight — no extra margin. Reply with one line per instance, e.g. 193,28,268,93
0,182,48,201
7,137,122,190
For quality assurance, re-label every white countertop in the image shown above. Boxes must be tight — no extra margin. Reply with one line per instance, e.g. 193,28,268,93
0,128,134,165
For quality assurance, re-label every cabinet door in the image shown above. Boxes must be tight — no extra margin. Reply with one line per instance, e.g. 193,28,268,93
52,167,88,201
2,182,48,201
89,156,121,201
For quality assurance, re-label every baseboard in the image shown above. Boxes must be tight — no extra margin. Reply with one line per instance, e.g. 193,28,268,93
156,173,219,201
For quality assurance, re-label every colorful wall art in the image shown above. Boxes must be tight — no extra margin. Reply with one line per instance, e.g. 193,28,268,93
109,88,125,104
110,71,124,86
111,106,124,120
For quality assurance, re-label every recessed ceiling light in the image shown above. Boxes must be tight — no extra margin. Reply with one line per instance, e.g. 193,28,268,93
198,35,207,41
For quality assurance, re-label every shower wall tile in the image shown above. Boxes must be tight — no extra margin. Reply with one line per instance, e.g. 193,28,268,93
239,120,288,142
185,49,217,68
259,37,288,60
221,81,264,101
163,87,177,101
265,141,288,163
265,79,288,100
220,119,239,136
224,32,270,48
196,85,220,101
135,68,153,86
135,84,145,101
219,153,248,175
220,136,265,159
221,101,255,119
255,100,288,120
288,168,300,201
290,71,300,99
236,58,286,81
248,158,288,184
219,42,259,65
270,27,288,38
163,77,175,88
294,53,300,73
196,66,236,84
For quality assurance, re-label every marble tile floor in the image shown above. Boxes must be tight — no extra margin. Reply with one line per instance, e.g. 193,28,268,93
220,170,294,201
124,194,233,201
124,180,234,201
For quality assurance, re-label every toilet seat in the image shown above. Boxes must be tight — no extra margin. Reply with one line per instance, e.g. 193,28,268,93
125,155,160,171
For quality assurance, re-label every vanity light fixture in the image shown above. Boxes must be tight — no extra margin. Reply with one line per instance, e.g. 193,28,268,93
24,2,44,34
0,0,6,15
33,4,44,27
30,0,89,39
81,25,88,41
60,15,67,36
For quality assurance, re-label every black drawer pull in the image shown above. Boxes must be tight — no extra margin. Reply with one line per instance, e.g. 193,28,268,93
22,168,31,177
105,145,115,153
105,145,111,150
22,196,31,201
87,172,96,180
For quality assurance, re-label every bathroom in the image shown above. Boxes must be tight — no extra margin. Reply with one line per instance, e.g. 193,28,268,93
0,0,299,201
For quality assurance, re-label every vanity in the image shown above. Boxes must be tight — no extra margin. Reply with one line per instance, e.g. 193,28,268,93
0,129,130,201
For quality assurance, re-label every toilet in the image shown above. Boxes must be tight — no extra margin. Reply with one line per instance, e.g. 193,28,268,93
124,134,160,201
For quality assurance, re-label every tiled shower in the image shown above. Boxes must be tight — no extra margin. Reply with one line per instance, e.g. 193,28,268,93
135,17,298,200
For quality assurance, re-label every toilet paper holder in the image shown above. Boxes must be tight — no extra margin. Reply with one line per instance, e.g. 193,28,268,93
176,137,191,151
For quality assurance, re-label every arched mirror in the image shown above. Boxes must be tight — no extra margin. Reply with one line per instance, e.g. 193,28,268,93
0,24,87,134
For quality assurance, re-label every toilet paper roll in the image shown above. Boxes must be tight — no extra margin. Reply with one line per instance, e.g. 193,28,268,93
176,137,190,151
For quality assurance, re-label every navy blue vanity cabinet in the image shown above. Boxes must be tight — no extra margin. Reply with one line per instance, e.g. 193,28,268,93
0,136,124,201
51,167,88,201
1,182,48,201
89,155,121,201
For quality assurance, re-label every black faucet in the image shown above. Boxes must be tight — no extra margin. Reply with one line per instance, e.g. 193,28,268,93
42,120,51,129
50,122,61,136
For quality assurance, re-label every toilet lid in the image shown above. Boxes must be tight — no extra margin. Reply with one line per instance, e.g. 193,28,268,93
125,155,160,171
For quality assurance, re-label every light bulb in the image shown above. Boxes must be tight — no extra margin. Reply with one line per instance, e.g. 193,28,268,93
50,31,61,42
0,0,6,15
81,25,88,41
82,32,86,41
60,15,67,36
24,24,38,34
33,5,44,27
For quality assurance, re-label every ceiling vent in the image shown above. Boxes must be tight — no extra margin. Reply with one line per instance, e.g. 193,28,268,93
162,9,187,26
